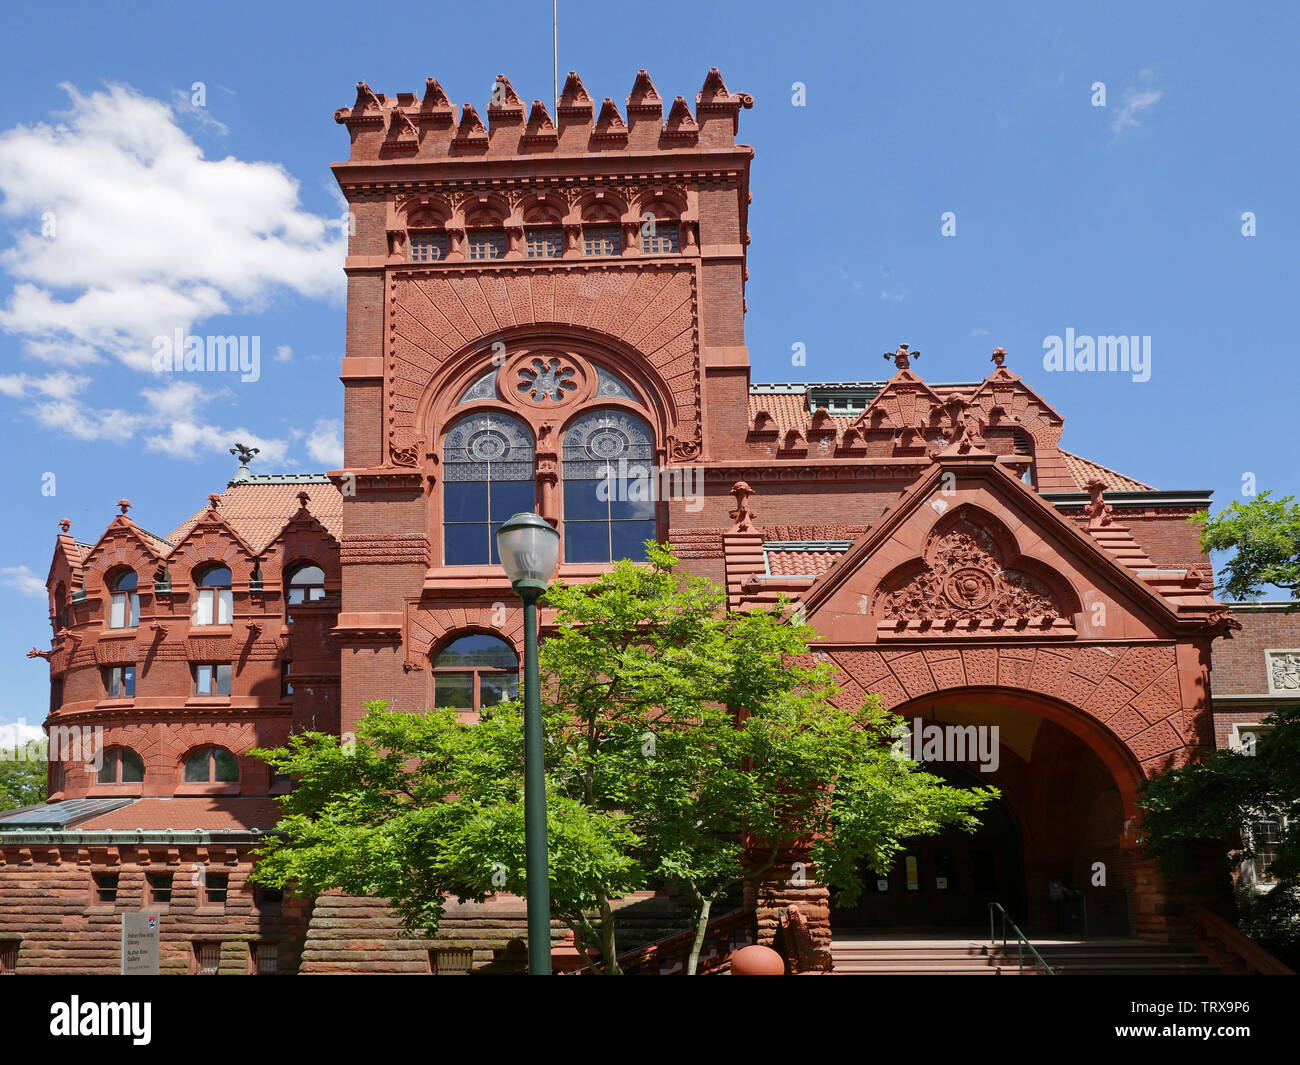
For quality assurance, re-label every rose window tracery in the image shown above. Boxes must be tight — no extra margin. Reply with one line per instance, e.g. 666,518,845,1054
516,356,578,403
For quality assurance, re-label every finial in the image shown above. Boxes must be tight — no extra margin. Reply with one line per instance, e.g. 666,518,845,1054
207,493,222,510
117,499,132,515
230,443,259,466
58,518,71,533
990,347,1007,369
885,344,918,371
1084,479,1114,527
296,490,310,509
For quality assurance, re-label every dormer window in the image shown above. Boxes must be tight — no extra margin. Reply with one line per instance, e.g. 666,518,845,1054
108,569,139,628
409,231,449,262
194,566,233,626
287,564,326,605
583,225,622,256
467,229,507,261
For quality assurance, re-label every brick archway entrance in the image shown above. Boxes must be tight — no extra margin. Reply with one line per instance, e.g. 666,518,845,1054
829,764,1026,930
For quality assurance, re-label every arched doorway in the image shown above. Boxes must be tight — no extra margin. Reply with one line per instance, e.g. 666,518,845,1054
829,765,1026,929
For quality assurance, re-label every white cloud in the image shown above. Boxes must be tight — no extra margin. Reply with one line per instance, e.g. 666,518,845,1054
0,719,46,749
305,418,343,468
0,565,47,599
1112,74,1163,133
0,83,345,459
969,328,990,337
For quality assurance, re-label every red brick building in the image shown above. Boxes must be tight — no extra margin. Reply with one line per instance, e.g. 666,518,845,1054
1,69,1289,975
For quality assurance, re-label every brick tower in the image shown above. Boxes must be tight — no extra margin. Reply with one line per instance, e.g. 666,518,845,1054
329,70,754,731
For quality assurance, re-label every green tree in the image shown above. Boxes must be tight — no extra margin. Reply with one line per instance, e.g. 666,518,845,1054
1138,706,1300,960
0,742,48,811
253,544,995,973
1192,491,1300,603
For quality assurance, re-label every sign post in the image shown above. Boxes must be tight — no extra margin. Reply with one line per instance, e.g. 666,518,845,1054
121,912,161,975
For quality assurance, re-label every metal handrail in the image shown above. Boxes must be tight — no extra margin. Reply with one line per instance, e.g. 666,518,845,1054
988,902,1054,975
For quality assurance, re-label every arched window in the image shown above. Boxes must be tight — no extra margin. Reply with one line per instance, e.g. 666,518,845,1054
442,412,535,566
287,564,326,605
108,569,139,629
194,565,233,625
433,634,519,713
184,747,240,783
98,748,144,784
562,410,656,563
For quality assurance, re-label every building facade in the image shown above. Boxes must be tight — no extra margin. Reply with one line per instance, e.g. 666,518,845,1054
1,69,1284,974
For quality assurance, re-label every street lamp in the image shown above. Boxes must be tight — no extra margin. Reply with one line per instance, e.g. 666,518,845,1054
495,512,560,975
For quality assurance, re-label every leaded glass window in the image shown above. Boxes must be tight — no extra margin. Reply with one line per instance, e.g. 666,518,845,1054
641,227,680,254
525,226,564,258
562,409,656,563
467,229,507,261
582,225,622,256
457,368,499,405
410,232,449,262
443,413,535,566
594,366,637,401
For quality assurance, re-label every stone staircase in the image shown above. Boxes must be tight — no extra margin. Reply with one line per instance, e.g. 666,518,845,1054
831,929,1221,975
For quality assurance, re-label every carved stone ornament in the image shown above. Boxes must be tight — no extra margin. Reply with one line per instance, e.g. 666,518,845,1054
1267,650,1300,693
878,519,1064,624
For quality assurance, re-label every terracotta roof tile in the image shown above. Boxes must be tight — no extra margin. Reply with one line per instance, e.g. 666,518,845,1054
764,545,850,577
1059,451,1152,492
167,478,342,555
76,797,285,832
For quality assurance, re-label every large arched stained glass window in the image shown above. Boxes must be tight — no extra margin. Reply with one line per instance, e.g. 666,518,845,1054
562,409,656,563
443,412,536,566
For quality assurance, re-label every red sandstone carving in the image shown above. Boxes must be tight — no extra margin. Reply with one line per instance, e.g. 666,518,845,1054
885,343,918,371
728,482,759,533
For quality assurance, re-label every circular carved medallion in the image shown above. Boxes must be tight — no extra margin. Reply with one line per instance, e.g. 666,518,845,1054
505,351,590,410
943,567,995,610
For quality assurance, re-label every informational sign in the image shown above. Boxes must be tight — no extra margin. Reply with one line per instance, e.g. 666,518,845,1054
905,855,919,891
876,879,889,892
121,912,161,975
936,877,948,891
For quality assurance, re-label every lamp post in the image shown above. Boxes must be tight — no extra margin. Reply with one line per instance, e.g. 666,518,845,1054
495,512,560,976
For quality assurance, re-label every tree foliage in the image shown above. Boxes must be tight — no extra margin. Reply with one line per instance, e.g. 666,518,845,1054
253,544,995,973
1192,491,1300,603
0,743,47,811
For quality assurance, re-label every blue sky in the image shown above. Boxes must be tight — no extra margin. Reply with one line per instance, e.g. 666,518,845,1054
0,0,1296,738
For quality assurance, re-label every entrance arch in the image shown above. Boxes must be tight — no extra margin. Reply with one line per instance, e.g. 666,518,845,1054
828,687,1142,935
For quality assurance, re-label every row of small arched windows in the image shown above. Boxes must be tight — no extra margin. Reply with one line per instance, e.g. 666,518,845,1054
54,564,327,633
409,220,682,263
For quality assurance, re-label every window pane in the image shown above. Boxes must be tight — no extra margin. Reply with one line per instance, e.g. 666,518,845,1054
128,593,139,627
610,494,656,521
112,570,138,592
564,521,610,564
213,749,239,782
198,567,232,588
489,480,534,522
195,592,213,626
98,750,118,784
217,590,233,625
444,481,488,522
185,750,211,782
216,664,232,696
437,635,517,669
290,565,325,586
611,521,657,563
479,671,519,707
444,524,490,566
433,673,474,709
120,749,144,783
525,227,563,258
110,595,126,628
122,666,136,698
564,478,609,521
196,664,213,694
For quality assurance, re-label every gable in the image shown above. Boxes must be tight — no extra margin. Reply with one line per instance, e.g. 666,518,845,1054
800,453,1212,645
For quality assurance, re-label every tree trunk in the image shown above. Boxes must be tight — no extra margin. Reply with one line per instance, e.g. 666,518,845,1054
598,896,622,975
686,892,714,975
